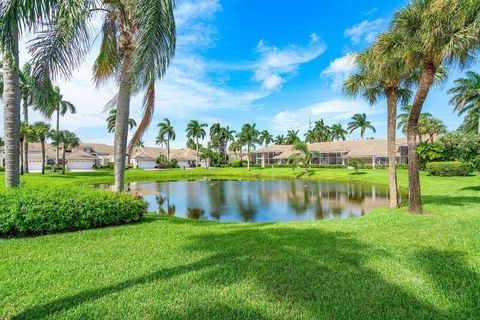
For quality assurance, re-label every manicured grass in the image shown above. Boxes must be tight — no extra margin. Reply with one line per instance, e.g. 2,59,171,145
1,168,479,319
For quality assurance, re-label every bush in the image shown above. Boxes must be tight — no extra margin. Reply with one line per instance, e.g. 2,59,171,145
0,186,147,236
230,159,246,167
0,166,4,172
426,162,474,177
348,158,365,173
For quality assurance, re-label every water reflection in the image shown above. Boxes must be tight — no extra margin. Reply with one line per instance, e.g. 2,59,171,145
96,179,400,222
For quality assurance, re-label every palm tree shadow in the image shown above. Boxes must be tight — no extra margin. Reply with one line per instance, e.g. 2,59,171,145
13,226,456,319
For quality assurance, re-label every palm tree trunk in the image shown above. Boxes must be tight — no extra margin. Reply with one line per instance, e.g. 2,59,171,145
196,136,199,167
56,108,60,164
167,140,170,162
113,40,133,193
429,134,434,143
41,140,46,175
22,97,29,173
247,145,251,171
407,58,437,214
386,89,399,209
62,145,66,175
2,30,21,188
361,129,364,140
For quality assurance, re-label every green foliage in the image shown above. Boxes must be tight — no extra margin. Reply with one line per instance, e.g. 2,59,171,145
439,131,480,170
0,166,5,172
271,164,346,169
155,155,178,169
348,158,366,173
426,162,474,177
0,186,147,236
416,142,445,169
230,160,246,167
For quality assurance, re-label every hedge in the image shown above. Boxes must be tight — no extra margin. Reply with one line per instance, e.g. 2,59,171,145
0,166,4,172
426,161,474,177
0,186,147,236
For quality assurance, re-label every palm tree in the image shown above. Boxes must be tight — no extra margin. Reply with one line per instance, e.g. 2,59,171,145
304,129,317,144
347,113,376,139
106,109,136,133
397,105,432,141
155,134,168,149
31,122,51,175
292,141,312,174
134,139,145,147
258,130,274,146
19,122,35,175
448,71,480,135
330,123,348,141
380,0,480,213
286,130,300,144
158,118,175,161
424,118,447,143
186,120,207,167
200,147,214,169
209,123,222,158
58,131,80,175
220,126,236,164
274,135,286,145
238,123,259,171
460,110,479,134
313,119,330,142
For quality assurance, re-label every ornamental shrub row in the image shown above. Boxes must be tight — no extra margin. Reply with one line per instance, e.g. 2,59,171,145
0,186,147,236
426,161,474,177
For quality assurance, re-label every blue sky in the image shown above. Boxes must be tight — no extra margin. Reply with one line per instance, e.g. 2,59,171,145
1,0,477,148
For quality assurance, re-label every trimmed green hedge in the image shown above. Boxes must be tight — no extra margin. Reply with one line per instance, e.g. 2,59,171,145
0,166,4,172
426,161,474,177
0,186,147,236
270,164,346,169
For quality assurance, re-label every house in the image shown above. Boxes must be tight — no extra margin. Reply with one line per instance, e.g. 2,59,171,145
65,150,98,170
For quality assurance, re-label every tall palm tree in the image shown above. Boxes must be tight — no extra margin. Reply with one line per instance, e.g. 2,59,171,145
106,109,136,133
274,135,286,145
313,119,330,142
330,123,348,141
380,0,480,213
286,130,300,144
292,141,312,174
31,122,51,175
209,123,222,158
186,120,207,167
425,118,447,142
448,71,480,135
19,122,35,175
158,118,175,161
238,123,259,171
258,130,274,146
347,113,376,139
397,105,433,141
155,134,168,149
220,126,236,164
304,129,317,144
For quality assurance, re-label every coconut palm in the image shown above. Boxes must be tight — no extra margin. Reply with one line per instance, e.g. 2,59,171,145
258,130,274,146
448,71,480,135
155,134,168,149
304,129,317,144
157,118,175,161
347,113,376,139
228,139,243,160
424,118,447,142
31,122,51,175
186,120,207,167
292,141,312,174
106,109,137,133
286,130,300,144
209,123,222,157
313,119,330,142
56,131,80,175
397,105,433,141
330,123,348,141
379,0,480,213
274,135,286,145
238,123,259,171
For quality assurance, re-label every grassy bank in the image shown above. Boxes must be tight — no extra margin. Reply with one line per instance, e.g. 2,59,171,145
1,168,479,319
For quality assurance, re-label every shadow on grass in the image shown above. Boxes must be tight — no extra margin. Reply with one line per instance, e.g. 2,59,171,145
349,171,367,175
13,223,473,319
422,195,480,207
459,185,480,191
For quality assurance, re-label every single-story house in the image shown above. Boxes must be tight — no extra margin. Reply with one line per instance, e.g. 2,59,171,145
65,150,97,170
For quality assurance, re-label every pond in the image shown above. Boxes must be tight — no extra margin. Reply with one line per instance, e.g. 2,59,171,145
96,179,399,222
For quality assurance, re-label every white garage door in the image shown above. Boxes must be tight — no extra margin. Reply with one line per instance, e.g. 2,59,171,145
28,160,43,170
137,160,156,169
67,160,94,169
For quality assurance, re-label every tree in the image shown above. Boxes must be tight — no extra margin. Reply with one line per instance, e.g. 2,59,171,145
200,146,214,169
330,123,348,141
292,141,312,174
186,120,207,167
106,109,136,133
57,131,80,175
157,118,175,161
304,129,317,143
258,130,274,146
209,123,222,159
19,122,35,175
286,130,300,144
397,105,433,139
31,122,51,175
313,119,330,142
274,135,286,145
425,118,447,142
238,123,259,171
220,126,236,164
448,71,480,135
380,0,480,213
347,113,376,139
134,139,145,147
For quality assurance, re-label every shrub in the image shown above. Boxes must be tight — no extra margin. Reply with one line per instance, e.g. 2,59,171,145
348,158,365,173
0,166,4,172
0,186,147,236
426,161,474,177
230,160,245,167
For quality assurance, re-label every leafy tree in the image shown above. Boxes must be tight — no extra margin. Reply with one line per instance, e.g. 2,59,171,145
330,123,348,141
186,120,207,167
348,157,365,174
292,141,312,174
286,130,300,144
258,130,274,146
347,113,376,139
54,131,80,175
200,146,215,169
209,123,222,157
157,118,175,161
424,118,447,143
106,109,136,133
220,126,236,164
238,123,259,171
448,71,480,135
228,139,244,161
31,122,51,175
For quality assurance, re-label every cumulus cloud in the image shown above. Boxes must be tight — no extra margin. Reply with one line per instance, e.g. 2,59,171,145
321,54,358,89
344,19,385,44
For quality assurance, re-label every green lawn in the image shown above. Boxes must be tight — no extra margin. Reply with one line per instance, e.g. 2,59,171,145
1,168,479,319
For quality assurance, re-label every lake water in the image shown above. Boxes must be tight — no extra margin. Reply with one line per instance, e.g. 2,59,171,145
97,179,396,222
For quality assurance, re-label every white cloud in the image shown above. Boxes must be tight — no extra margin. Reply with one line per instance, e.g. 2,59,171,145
321,54,357,89
272,99,382,133
252,34,326,90
344,19,385,44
